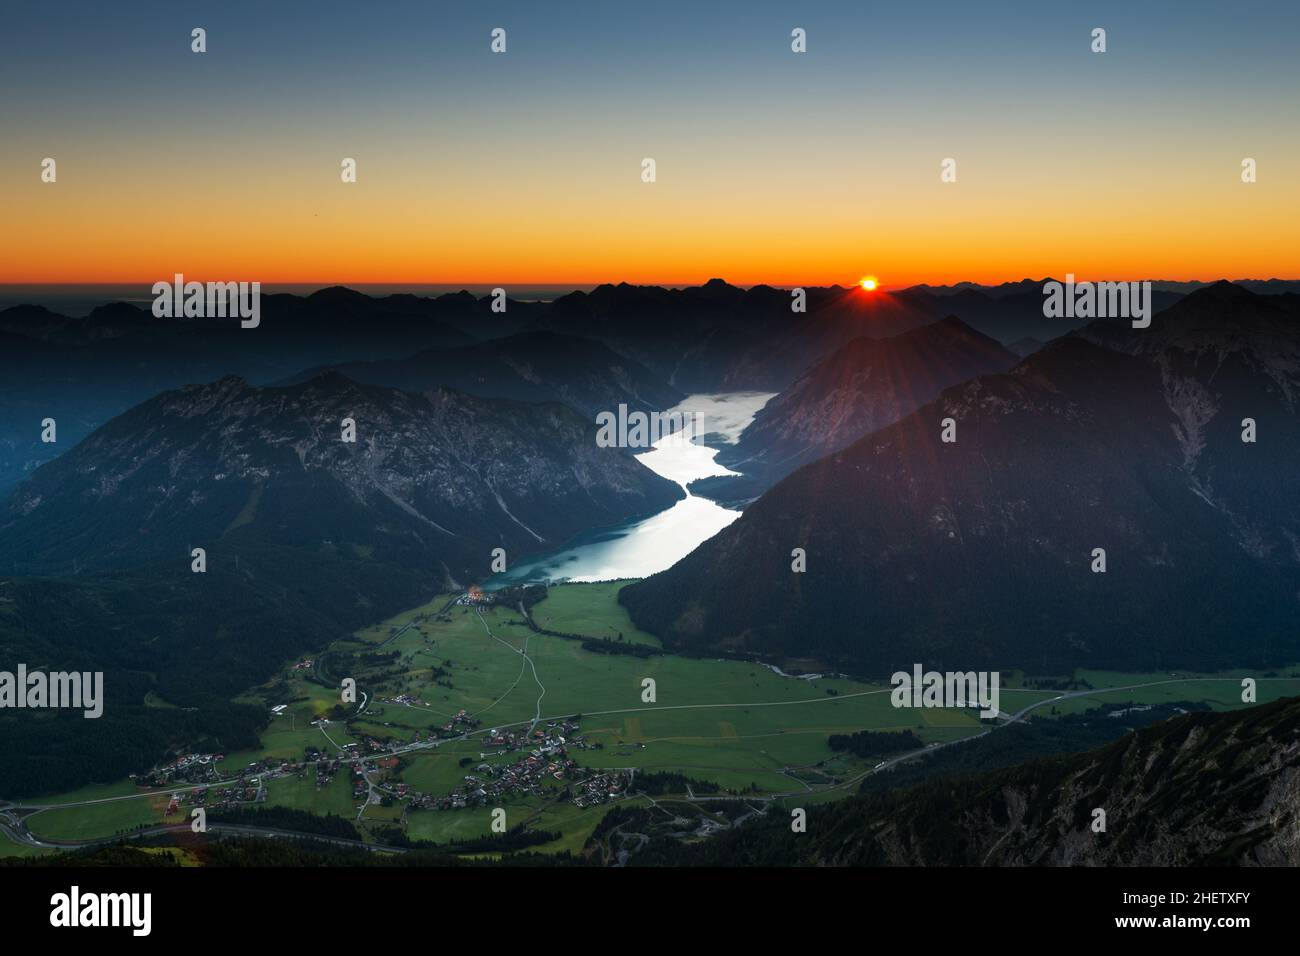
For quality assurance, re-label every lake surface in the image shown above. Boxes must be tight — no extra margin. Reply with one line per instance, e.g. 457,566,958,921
490,391,774,586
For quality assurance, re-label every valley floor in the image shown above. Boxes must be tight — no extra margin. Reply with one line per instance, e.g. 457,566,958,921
5,580,1300,861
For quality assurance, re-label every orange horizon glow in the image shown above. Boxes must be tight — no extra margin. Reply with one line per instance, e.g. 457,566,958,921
6,226,1297,288
5,142,1298,288
5,174,1298,288
4,2,1298,290
6,274,1300,293
7,269,1300,291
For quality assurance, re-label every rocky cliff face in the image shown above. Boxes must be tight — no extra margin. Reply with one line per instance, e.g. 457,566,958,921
1079,281,1300,566
823,701,1300,866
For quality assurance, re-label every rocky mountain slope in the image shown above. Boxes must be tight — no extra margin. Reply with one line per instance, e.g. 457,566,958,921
620,284,1300,673
640,694,1300,866
0,372,682,583
703,318,1017,496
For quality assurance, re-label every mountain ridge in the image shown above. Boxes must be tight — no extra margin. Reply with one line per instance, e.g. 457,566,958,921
620,283,1300,674
0,372,683,583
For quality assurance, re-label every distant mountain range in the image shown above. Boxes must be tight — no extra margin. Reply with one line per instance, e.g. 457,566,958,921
0,288,513,494
902,277,1300,297
0,276,1082,495
0,280,938,493
621,283,1300,674
280,329,683,419
527,279,943,392
894,284,1185,345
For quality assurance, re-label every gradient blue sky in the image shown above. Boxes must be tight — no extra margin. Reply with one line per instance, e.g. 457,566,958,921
3,0,1297,285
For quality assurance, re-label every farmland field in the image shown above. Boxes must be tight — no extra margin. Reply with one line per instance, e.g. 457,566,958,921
8,581,1300,858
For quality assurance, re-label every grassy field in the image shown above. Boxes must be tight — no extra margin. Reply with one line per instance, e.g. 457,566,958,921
526,581,662,647
26,791,174,842
10,581,1300,858
0,839,57,859
264,771,356,818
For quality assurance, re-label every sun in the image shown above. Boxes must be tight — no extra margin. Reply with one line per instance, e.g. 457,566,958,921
859,276,878,291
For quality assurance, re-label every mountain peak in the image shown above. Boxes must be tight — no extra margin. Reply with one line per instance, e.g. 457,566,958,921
307,286,368,304
86,302,150,323
1188,279,1254,300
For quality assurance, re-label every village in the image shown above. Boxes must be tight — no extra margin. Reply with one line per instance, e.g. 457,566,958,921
132,752,283,821
410,719,631,811
136,712,633,829
123,610,642,843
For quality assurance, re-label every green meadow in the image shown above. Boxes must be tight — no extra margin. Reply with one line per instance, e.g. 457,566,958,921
264,771,356,818
0,839,56,859
527,581,662,647
9,581,1300,857
26,791,174,842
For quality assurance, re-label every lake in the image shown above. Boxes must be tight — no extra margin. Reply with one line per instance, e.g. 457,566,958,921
489,391,774,586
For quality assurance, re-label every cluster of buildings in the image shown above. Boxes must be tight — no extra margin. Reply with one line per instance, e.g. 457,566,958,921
571,770,632,809
435,748,575,810
386,693,427,708
454,587,493,607
482,719,585,754
302,749,343,788
438,708,480,737
408,720,631,811
160,773,268,817
131,752,226,788
133,700,630,833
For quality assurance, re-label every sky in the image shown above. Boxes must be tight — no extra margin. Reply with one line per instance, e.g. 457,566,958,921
2,0,1298,288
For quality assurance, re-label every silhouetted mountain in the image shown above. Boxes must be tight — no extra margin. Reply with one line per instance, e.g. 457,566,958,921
638,694,1300,866
696,318,1016,500
896,283,1185,346
719,288,942,388
531,281,935,392
281,330,683,418
0,278,1282,501
621,284,1300,674
904,277,1300,298
0,373,682,582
